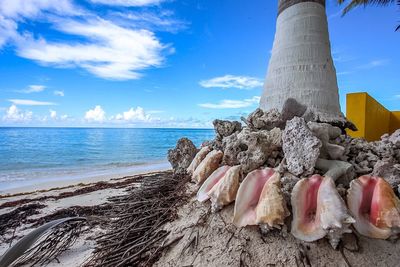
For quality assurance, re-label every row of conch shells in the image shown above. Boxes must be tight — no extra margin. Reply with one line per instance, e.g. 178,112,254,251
189,149,400,247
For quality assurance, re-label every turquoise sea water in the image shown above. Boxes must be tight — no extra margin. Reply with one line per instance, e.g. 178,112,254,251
0,128,214,191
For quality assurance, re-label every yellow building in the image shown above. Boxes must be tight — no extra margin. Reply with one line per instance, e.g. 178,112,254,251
346,92,400,141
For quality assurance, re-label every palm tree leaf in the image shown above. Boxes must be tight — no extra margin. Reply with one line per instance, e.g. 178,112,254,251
0,217,86,267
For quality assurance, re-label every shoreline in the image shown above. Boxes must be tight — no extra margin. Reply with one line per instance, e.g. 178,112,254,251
1,161,171,195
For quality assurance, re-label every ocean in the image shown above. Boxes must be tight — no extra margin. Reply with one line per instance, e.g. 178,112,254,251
0,128,215,192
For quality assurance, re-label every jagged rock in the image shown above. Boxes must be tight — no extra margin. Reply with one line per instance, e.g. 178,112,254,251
242,108,284,130
222,127,282,173
280,172,300,205
213,119,242,138
389,129,400,147
282,117,322,176
372,159,400,188
308,122,345,160
281,98,307,122
168,138,198,175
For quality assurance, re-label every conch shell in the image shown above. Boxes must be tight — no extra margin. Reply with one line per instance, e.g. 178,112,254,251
347,175,400,239
233,168,289,232
187,146,211,175
197,166,230,202
208,165,241,212
192,150,223,184
291,175,354,249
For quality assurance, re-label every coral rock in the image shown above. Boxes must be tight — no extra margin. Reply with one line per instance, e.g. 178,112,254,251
168,138,198,175
308,122,345,160
280,98,307,122
213,119,242,138
283,117,321,176
242,108,284,131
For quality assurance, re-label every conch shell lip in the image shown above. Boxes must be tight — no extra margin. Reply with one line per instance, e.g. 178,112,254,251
196,165,230,202
233,168,277,227
347,175,400,239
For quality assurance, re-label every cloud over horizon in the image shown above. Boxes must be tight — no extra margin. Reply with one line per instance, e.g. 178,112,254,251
199,96,260,109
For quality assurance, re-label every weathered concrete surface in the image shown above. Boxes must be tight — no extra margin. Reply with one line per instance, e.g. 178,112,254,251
260,2,343,123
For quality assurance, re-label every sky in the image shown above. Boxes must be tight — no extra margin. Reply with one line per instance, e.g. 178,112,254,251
0,0,399,128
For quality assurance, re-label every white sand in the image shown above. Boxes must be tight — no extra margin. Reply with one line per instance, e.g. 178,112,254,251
0,171,168,266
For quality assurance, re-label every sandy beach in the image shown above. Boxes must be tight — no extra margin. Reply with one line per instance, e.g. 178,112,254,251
3,168,400,267
0,169,173,267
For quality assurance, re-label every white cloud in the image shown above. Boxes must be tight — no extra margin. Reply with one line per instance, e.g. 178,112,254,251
89,0,165,7
0,0,180,80
112,10,187,33
21,84,46,93
114,107,151,122
49,109,57,119
0,0,78,19
17,19,167,80
358,59,389,69
54,90,64,96
200,75,263,90
2,104,33,122
198,96,260,109
8,99,56,106
85,105,106,122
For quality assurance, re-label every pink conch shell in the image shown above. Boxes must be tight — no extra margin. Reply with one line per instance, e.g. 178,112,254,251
197,166,230,202
208,165,241,212
347,176,400,239
255,172,289,232
192,150,223,184
187,146,211,175
291,175,354,248
233,168,277,227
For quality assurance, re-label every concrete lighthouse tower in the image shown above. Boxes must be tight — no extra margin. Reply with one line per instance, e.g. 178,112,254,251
260,0,344,123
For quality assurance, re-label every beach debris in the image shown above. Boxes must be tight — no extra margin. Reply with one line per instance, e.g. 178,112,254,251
208,165,241,212
0,217,87,267
347,175,400,239
233,168,289,232
192,150,223,184
168,137,198,175
291,175,354,249
282,117,322,176
88,171,188,267
197,165,231,202
187,146,212,175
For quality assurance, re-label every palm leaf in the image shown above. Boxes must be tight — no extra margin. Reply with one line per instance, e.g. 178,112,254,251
338,0,396,14
0,217,86,267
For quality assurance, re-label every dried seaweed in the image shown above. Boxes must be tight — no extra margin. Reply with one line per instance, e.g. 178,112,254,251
86,172,188,267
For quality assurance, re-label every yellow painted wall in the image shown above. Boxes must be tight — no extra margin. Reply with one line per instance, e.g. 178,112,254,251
346,93,367,139
390,112,400,133
346,92,400,141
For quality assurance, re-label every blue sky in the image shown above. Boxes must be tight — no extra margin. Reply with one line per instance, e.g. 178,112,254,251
0,0,399,128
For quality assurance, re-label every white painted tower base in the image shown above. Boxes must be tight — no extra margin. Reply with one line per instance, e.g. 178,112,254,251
260,2,344,123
